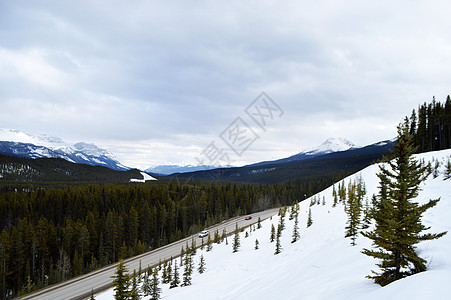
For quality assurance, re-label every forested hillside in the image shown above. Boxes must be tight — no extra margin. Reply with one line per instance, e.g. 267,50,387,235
0,154,142,182
406,95,451,152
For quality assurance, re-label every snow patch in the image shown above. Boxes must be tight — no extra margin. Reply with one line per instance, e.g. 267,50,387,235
130,172,157,182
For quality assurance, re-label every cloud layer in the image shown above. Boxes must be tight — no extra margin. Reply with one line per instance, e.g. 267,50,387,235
1,0,451,169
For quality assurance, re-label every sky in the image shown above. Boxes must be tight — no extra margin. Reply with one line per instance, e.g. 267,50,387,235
1,0,451,170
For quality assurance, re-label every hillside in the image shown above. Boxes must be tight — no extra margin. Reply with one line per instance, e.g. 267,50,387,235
97,149,451,299
0,154,145,183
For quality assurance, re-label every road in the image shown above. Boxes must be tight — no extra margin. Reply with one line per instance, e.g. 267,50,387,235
20,207,280,300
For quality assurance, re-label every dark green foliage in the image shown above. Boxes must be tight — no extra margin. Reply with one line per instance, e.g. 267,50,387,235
345,178,365,246
129,270,141,300
169,261,179,289
149,267,161,300
270,224,275,243
307,208,312,228
206,234,212,252
198,254,206,274
292,203,300,243
182,254,193,286
444,158,451,180
112,259,129,300
232,223,240,253
0,154,143,182
274,224,282,255
362,123,447,286
255,239,259,250
405,96,451,153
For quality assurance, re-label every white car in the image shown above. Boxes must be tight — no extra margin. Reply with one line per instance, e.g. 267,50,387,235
199,230,209,238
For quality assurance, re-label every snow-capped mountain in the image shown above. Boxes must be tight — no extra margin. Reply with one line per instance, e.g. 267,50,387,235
249,137,360,167
300,137,358,156
0,129,128,171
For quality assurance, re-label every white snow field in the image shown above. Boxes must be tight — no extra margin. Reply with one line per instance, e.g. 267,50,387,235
97,149,451,300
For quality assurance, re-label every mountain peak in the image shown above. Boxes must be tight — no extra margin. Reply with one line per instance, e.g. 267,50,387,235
301,137,358,156
0,128,127,171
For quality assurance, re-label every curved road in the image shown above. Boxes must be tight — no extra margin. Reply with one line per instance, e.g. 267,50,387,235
20,207,280,300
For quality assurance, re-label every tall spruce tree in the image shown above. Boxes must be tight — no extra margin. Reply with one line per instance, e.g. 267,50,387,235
232,223,240,253
149,267,161,300
362,123,447,286
182,254,193,286
198,254,206,274
345,181,362,246
270,224,275,242
169,261,179,289
292,208,300,243
307,208,312,228
274,224,282,255
112,259,130,300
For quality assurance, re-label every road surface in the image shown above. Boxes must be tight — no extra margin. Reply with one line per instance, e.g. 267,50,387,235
20,207,280,300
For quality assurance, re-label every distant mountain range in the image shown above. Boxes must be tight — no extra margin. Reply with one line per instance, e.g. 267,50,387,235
147,138,359,175
145,164,233,175
0,129,128,171
167,139,395,184
249,137,359,167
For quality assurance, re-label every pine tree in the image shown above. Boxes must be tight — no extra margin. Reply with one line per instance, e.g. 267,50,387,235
169,261,179,289
361,196,372,230
274,224,282,255
292,209,300,243
255,239,259,250
182,254,193,286
206,234,213,252
149,267,161,300
279,211,285,232
198,254,206,274
257,217,262,229
161,261,168,284
444,158,451,180
129,270,141,300
345,181,362,246
232,223,240,253
142,269,151,296
362,123,447,286
307,208,312,228
90,288,95,300
270,224,275,242
213,229,220,244
112,259,130,300
332,184,338,207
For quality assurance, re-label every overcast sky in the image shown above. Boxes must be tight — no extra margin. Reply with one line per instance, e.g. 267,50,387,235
1,0,451,170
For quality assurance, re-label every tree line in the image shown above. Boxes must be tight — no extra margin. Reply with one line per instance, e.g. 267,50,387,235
406,95,451,153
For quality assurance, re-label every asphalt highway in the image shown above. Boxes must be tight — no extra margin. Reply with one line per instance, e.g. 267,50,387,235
20,207,280,300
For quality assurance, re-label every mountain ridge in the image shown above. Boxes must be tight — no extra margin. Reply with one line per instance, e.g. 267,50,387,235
0,129,128,171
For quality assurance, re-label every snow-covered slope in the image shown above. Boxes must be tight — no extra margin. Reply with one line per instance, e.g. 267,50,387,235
97,149,451,300
0,129,128,171
130,172,158,182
